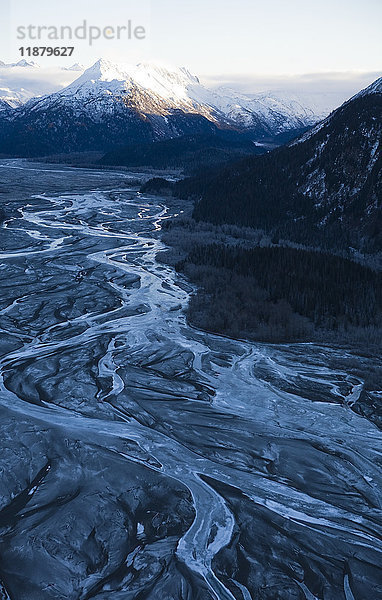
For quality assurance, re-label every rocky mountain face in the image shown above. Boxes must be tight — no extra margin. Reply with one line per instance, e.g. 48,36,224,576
177,77,381,253
0,99,13,115
0,59,325,156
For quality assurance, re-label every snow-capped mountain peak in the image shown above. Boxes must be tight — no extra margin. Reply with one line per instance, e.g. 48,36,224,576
66,58,130,87
353,76,382,99
56,58,324,135
64,59,202,103
54,59,218,124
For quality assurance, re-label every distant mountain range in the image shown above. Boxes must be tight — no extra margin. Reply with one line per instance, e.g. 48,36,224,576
0,59,39,68
0,59,334,156
158,76,381,253
0,60,84,107
0,60,39,106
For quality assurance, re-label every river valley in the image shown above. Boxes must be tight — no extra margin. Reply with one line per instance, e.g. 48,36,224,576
0,160,381,600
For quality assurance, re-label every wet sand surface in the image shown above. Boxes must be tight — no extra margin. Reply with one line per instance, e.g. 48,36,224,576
0,159,381,600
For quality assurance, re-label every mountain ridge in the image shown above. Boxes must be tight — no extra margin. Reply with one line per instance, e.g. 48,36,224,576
169,75,382,254
0,58,331,156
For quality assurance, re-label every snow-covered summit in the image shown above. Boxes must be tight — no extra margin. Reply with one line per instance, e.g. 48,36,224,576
50,59,215,124
69,58,129,84
352,76,382,99
65,59,201,100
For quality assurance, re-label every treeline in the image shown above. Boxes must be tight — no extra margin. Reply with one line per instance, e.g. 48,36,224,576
101,133,265,175
176,244,382,343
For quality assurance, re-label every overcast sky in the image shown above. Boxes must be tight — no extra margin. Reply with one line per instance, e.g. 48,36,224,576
1,0,381,99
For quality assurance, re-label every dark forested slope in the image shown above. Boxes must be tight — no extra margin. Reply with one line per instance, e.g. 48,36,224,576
176,243,382,344
100,133,266,174
174,81,382,252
